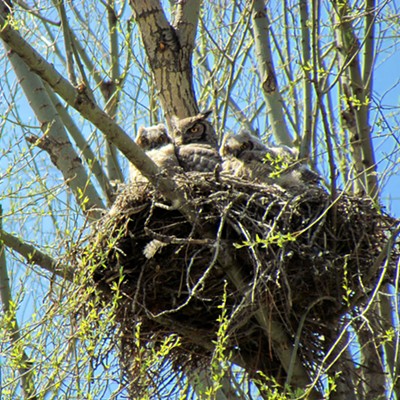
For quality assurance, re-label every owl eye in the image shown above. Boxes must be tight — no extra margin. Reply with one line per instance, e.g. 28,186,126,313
139,136,149,148
241,141,254,151
189,123,204,134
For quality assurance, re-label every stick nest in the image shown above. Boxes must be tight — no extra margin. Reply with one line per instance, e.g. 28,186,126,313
81,172,399,380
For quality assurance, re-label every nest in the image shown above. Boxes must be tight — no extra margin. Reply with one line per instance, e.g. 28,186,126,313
82,172,399,386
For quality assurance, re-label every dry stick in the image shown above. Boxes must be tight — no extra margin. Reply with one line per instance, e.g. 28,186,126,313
0,206,38,400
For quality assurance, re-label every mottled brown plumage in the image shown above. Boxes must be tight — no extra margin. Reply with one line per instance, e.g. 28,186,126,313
221,130,321,189
170,111,221,172
129,124,179,184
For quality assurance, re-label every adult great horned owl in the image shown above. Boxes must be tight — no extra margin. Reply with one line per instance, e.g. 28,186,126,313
129,124,179,184
221,130,320,189
170,111,221,173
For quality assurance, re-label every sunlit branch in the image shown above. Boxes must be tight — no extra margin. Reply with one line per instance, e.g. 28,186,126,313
55,0,77,86
0,206,38,399
104,0,125,183
333,0,379,200
172,0,200,52
0,13,195,220
250,0,293,146
130,0,199,121
299,0,313,159
0,228,73,281
0,51,105,220
47,88,115,206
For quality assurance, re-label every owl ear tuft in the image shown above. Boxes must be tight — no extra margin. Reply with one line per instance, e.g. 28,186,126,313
200,110,212,119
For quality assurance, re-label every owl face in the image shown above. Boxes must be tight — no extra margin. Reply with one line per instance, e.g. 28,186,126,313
136,124,170,151
171,111,217,148
220,130,265,158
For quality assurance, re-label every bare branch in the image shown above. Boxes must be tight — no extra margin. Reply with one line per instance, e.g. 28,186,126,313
0,206,37,399
1,54,105,219
172,0,200,52
47,88,115,206
0,13,195,220
299,0,313,159
249,0,293,146
0,228,73,281
332,0,379,200
104,0,125,182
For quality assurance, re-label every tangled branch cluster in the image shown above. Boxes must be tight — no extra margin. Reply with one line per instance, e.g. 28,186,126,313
82,172,399,382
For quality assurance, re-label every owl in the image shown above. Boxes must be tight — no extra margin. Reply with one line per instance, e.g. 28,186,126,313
135,124,170,151
129,124,179,183
220,130,273,182
170,111,221,172
265,145,321,187
221,130,321,189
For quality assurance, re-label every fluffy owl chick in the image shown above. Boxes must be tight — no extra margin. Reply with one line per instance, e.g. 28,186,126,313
135,124,170,150
170,111,221,172
220,131,273,182
221,130,321,189
264,145,321,189
129,124,179,184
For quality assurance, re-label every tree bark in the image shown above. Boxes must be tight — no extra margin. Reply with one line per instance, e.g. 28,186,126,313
130,0,201,123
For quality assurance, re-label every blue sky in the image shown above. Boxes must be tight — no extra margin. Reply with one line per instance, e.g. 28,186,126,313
0,2,399,398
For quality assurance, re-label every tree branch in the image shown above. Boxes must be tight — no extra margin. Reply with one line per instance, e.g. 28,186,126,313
0,17,105,221
0,13,195,220
47,88,115,206
333,0,379,200
0,206,37,399
250,0,293,146
0,227,73,281
172,0,200,52
130,0,199,121
299,0,313,159
104,0,125,182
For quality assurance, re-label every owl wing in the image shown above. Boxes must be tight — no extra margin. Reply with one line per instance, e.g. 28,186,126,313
146,143,180,172
129,144,180,184
176,144,222,172
275,165,321,189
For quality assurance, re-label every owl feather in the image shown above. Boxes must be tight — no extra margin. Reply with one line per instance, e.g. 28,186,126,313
170,111,221,172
